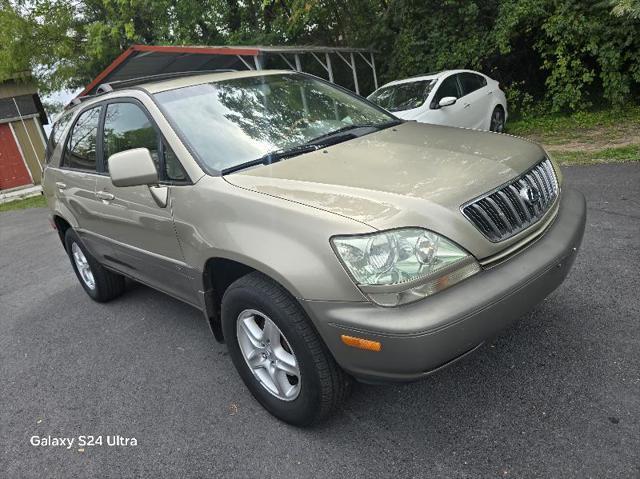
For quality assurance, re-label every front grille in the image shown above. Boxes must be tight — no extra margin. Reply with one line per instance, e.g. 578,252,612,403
461,158,559,242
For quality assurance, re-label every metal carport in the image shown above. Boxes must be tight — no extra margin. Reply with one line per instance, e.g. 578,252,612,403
78,44,379,99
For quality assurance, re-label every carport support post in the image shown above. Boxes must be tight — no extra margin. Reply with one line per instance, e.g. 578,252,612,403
325,53,334,83
254,54,264,70
350,53,360,95
371,52,378,90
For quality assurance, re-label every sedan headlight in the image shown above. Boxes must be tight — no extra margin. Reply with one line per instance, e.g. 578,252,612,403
331,228,480,306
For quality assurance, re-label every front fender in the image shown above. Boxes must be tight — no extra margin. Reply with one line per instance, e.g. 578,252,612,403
170,176,371,302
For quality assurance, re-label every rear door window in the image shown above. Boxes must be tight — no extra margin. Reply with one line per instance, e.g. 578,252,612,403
45,111,74,164
63,106,101,171
459,73,487,96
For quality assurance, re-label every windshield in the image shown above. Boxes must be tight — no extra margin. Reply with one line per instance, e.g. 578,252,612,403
368,79,436,112
154,73,395,173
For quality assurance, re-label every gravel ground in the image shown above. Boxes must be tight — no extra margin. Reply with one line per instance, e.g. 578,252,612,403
1,164,639,478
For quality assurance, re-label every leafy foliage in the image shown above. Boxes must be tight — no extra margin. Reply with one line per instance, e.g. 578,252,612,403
1,0,639,113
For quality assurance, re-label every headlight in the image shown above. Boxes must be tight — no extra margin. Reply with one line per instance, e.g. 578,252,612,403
331,228,480,306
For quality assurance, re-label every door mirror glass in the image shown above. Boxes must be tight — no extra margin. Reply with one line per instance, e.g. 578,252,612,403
438,96,457,108
108,148,158,187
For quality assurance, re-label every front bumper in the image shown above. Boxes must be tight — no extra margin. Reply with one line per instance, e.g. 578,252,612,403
302,187,586,382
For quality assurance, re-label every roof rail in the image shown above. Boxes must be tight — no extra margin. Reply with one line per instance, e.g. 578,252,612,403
67,69,238,110
96,69,238,94
66,93,103,109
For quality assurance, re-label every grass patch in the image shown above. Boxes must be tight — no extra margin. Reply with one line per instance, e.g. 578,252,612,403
507,105,640,139
507,105,640,165
0,194,47,212
552,144,640,166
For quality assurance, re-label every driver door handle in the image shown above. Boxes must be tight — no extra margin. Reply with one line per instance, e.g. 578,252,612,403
55,181,67,191
96,191,115,201
464,103,472,109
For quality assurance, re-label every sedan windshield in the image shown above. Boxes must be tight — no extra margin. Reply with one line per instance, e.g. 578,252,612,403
368,79,436,112
154,73,395,173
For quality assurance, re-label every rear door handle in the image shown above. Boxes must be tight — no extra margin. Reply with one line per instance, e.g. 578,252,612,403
55,182,67,191
96,191,115,201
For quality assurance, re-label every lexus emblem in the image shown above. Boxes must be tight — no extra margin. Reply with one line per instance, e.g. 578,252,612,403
519,184,540,205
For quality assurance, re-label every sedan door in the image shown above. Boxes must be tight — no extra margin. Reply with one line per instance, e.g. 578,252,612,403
89,99,198,306
457,72,492,130
421,74,467,128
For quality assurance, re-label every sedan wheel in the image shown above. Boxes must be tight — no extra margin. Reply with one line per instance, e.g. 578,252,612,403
236,309,301,401
490,107,505,133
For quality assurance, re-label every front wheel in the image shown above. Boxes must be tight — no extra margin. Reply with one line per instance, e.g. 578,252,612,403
489,106,506,133
222,272,351,426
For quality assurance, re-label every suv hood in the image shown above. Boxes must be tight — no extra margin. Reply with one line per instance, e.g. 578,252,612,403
224,122,549,258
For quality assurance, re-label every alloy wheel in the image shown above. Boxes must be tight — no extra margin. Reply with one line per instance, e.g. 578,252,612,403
491,109,505,133
236,309,301,401
71,242,96,290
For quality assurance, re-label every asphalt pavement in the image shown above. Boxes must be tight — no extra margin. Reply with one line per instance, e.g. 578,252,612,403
1,164,639,478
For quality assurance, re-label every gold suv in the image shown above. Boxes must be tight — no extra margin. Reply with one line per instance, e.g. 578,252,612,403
43,71,586,425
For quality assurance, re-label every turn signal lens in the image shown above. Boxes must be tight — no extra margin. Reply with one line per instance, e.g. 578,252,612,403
340,335,382,352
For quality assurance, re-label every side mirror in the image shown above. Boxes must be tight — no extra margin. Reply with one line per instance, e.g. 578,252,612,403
438,96,457,108
108,148,159,187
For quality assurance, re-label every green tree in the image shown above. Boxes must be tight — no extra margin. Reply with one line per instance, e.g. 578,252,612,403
1,0,639,112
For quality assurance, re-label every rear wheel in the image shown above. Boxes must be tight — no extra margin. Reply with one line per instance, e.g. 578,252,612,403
222,272,351,426
64,228,125,302
489,106,505,133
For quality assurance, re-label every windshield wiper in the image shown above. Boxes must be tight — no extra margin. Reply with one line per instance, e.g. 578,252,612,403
221,120,402,175
221,144,322,175
308,119,402,144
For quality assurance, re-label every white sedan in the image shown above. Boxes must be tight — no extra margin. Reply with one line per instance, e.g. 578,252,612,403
367,70,508,132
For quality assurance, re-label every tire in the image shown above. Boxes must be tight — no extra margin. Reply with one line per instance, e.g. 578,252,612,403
222,272,351,426
489,105,506,133
64,228,125,302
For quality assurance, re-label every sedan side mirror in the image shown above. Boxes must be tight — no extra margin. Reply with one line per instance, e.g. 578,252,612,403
438,96,457,108
108,148,159,187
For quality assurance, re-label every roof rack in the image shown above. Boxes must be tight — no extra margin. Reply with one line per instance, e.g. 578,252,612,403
66,93,103,109
95,69,238,94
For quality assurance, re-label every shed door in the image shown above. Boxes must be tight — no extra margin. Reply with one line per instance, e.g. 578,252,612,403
0,123,32,190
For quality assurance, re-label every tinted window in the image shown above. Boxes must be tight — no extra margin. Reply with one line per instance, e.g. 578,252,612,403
432,75,461,107
103,103,159,171
367,80,436,112
103,102,187,182
459,73,487,96
162,143,187,182
63,107,101,170
45,111,74,164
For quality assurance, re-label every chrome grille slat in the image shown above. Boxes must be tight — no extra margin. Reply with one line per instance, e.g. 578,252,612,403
536,165,553,199
470,204,501,240
531,168,550,205
507,184,531,221
496,190,522,228
486,196,513,232
461,158,559,242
